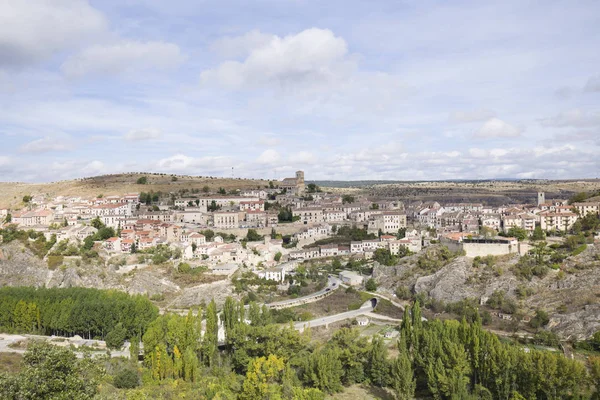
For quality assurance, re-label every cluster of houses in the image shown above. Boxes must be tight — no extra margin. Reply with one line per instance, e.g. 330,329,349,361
408,192,599,235
288,230,423,261
3,175,600,282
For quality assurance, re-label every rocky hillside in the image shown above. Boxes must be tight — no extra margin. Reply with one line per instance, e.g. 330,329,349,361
373,244,600,340
0,241,234,309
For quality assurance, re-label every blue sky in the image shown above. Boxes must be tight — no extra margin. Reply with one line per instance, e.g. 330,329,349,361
1,0,599,182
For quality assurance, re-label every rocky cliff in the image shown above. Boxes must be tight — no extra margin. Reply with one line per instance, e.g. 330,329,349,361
373,244,600,340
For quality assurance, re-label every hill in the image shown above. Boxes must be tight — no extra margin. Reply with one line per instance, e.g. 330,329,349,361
0,173,270,208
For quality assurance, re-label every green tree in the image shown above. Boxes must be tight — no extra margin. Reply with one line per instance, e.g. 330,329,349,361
531,225,546,241
7,341,102,399
240,355,285,400
342,195,355,204
529,309,549,329
373,248,397,266
202,300,219,366
22,195,32,203
113,367,139,389
367,336,389,386
365,278,378,292
507,227,528,241
136,176,148,184
105,322,127,350
303,347,344,394
274,251,282,262
246,229,263,241
218,187,226,195
90,217,104,230
390,340,416,400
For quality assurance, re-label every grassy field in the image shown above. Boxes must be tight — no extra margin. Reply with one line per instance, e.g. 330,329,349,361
281,288,402,319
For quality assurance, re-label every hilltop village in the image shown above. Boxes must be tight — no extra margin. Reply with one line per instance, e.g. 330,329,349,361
1,171,599,287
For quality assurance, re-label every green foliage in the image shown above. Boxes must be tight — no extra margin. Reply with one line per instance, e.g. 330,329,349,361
140,191,161,205
529,309,550,329
0,341,103,399
302,346,344,393
22,195,32,203
0,287,157,339
342,195,355,204
531,225,546,241
306,183,321,193
512,248,550,281
105,322,127,350
395,286,413,300
246,228,263,242
207,200,220,212
274,251,282,262
507,226,528,241
113,367,140,389
373,248,397,266
136,176,148,184
218,187,226,195
278,207,294,222
390,339,416,400
569,191,591,204
365,278,378,292
486,290,517,314
416,246,460,274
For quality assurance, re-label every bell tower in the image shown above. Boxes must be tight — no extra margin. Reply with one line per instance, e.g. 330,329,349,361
296,171,305,193
537,192,545,206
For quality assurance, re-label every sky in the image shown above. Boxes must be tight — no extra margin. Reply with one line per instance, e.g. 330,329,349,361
1,0,599,183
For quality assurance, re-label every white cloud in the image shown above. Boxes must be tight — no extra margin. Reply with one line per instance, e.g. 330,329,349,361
474,118,521,138
19,137,73,153
0,155,11,167
200,28,353,89
156,154,233,172
257,149,281,165
584,75,600,92
210,29,274,58
62,40,185,77
449,109,495,123
125,128,162,141
541,109,600,128
258,134,281,147
82,160,105,175
289,151,317,164
0,0,106,67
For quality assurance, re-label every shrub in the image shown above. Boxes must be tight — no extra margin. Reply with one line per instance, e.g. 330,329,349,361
529,309,550,329
395,286,412,300
113,367,140,389
365,278,377,292
178,263,192,274
136,176,148,185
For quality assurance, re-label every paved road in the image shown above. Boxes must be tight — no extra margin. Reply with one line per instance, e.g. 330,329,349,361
266,275,342,309
294,299,375,332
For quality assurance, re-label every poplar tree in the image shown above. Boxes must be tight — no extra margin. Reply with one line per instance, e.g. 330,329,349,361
202,299,218,366
390,338,416,400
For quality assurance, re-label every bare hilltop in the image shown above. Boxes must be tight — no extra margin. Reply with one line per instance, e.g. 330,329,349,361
0,173,270,208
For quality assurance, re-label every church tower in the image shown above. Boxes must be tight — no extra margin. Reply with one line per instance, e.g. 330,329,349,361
537,192,545,206
296,171,305,193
